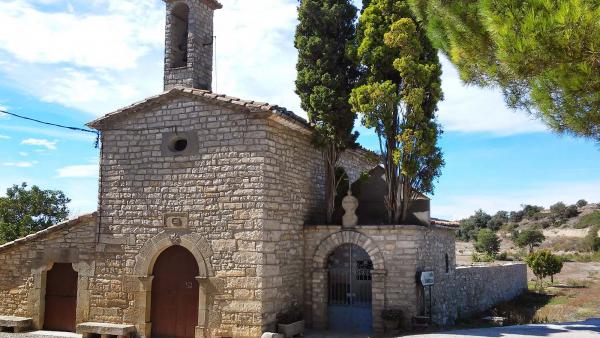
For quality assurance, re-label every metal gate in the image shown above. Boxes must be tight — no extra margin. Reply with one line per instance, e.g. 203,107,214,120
327,244,373,333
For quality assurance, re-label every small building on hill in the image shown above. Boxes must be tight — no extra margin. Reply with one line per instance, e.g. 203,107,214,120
0,1,527,337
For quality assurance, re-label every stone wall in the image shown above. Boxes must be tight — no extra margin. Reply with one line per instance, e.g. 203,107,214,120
96,96,273,338
0,213,97,329
303,225,456,333
432,263,528,325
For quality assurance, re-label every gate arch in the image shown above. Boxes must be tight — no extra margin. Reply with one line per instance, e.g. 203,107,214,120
133,231,214,338
311,231,386,333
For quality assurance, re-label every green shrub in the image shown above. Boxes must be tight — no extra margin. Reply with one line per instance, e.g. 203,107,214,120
474,228,500,257
575,211,600,229
584,224,600,252
526,250,563,284
497,252,511,261
576,199,588,207
472,252,495,263
514,228,546,253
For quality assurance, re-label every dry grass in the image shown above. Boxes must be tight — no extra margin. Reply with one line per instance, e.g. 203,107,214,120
488,279,600,325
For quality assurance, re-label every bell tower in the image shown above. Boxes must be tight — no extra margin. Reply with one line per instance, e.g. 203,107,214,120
163,0,222,91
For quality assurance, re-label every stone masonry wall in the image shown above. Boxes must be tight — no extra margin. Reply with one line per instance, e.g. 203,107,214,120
259,119,380,332
96,96,271,338
0,214,97,329
303,225,455,332
434,264,528,325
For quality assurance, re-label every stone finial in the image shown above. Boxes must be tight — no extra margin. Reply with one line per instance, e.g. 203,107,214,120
342,190,358,227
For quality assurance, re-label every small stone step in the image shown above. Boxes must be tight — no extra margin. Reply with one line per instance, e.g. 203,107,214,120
0,316,33,333
76,323,135,338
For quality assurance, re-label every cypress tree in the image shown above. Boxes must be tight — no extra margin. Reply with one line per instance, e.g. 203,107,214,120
295,0,359,224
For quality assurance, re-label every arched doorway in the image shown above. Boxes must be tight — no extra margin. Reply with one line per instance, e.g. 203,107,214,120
327,244,373,333
44,263,78,332
151,245,199,338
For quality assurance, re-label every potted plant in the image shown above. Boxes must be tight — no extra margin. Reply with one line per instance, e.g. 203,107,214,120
277,305,304,338
381,308,403,333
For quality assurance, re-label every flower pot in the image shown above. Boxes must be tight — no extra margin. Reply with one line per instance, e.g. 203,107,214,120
277,319,305,338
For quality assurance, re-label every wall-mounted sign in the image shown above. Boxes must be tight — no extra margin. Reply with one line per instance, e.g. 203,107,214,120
420,271,434,286
164,213,189,229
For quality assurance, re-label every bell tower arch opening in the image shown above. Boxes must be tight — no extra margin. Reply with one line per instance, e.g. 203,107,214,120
168,3,190,69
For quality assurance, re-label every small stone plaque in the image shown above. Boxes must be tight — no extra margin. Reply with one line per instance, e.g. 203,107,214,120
164,213,189,229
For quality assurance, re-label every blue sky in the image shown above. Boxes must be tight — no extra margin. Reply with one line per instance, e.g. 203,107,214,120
0,0,598,220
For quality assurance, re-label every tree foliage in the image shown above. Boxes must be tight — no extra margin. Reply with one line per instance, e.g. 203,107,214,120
584,225,600,252
514,228,546,253
0,183,70,244
526,250,563,284
474,228,500,257
408,0,600,140
295,0,359,223
350,0,444,224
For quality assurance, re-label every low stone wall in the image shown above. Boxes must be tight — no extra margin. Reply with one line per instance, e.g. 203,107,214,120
433,263,528,325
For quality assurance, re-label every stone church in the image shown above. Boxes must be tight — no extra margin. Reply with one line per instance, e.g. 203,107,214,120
0,1,527,337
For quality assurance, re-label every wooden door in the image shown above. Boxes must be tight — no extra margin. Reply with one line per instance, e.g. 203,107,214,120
151,245,199,338
44,263,78,332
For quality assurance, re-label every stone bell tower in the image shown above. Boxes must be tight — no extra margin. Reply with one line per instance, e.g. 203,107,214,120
163,0,222,91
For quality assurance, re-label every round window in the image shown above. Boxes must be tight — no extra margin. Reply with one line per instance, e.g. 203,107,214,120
169,137,188,152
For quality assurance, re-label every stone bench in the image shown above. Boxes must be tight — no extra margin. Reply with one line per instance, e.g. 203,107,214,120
76,322,136,338
0,316,32,333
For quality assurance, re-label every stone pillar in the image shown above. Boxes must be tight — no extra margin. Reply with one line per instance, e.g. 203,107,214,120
311,268,328,330
135,276,154,338
195,277,209,338
371,269,387,334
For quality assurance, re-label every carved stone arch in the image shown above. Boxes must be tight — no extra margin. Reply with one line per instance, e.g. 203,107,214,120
133,230,213,278
132,231,214,338
29,248,94,330
310,230,386,334
312,230,385,271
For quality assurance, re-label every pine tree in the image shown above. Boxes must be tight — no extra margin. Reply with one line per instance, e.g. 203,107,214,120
408,0,600,140
295,0,359,224
350,0,444,224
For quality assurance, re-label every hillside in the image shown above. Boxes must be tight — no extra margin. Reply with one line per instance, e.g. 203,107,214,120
456,201,600,265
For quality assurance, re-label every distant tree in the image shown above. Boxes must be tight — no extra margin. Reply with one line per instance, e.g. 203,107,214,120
576,199,588,208
295,0,359,224
584,225,600,252
408,0,600,141
550,202,579,221
514,228,546,253
526,250,563,285
0,183,70,244
487,210,508,231
458,209,492,241
521,204,543,220
509,210,524,223
474,228,500,257
350,0,444,224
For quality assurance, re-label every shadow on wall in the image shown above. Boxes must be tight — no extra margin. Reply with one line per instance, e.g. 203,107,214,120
332,166,430,226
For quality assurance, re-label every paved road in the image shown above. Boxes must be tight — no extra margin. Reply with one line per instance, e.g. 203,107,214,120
2,319,599,338
304,318,600,337
407,318,600,338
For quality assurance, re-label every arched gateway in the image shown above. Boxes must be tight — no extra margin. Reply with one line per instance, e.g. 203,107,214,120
327,244,373,332
311,231,386,333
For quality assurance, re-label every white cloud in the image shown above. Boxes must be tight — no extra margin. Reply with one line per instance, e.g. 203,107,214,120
0,0,552,136
19,152,28,156
437,56,548,135
3,161,38,168
57,164,98,178
432,180,600,220
0,1,162,70
21,138,57,150
0,135,10,140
